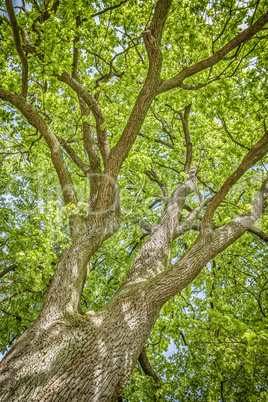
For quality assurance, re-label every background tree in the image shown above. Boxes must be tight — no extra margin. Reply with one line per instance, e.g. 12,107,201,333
0,0,268,400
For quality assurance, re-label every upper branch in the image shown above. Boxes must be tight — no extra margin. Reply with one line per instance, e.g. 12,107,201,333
79,99,102,175
121,167,198,285
0,88,77,208
202,130,268,230
58,72,110,163
178,104,192,174
151,176,268,308
79,99,102,203
102,0,173,178
72,16,81,79
94,0,173,214
5,0,28,97
89,0,128,18
56,135,90,177
142,0,173,79
158,11,268,93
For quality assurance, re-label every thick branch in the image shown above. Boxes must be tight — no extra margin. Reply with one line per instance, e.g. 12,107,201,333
122,167,197,285
94,0,172,215
172,200,208,240
0,88,77,208
202,131,268,229
79,99,102,175
142,0,172,77
79,99,102,202
159,11,268,93
107,0,172,176
149,177,268,307
5,0,28,97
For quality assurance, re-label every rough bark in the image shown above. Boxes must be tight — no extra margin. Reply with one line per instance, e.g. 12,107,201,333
0,174,267,401
1,0,268,400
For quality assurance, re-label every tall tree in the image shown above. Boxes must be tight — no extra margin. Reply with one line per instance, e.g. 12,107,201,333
0,0,268,400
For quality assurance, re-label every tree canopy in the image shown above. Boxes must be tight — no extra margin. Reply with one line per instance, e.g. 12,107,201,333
0,0,268,400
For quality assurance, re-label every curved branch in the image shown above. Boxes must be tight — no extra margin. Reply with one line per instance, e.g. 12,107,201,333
159,11,268,93
247,226,268,242
107,0,173,177
94,0,173,215
202,130,268,230
172,199,208,240
122,167,198,285
145,169,168,197
5,0,28,97
138,346,161,387
56,135,90,177
0,88,77,208
150,176,268,308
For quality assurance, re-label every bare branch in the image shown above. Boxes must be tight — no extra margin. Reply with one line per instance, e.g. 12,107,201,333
109,0,173,171
5,0,28,97
142,0,172,79
94,0,173,215
122,167,198,285
173,199,209,240
79,99,102,202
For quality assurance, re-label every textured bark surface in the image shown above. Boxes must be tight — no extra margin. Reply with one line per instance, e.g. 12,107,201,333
1,177,267,401
1,0,268,399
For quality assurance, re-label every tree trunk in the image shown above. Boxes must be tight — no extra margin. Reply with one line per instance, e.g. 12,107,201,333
1,173,267,401
0,278,160,401
0,220,254,401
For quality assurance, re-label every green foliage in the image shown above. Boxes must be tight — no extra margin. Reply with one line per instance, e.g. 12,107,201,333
1,0,268,399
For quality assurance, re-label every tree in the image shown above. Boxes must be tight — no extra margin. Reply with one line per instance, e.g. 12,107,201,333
0,0,268,400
